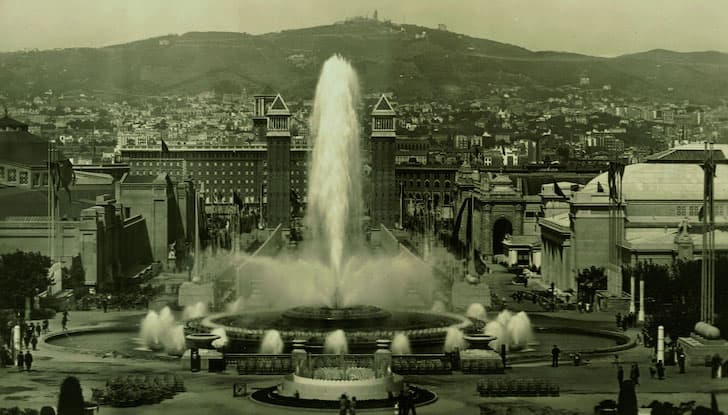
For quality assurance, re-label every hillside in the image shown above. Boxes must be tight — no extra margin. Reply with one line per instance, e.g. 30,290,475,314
1,19,727,103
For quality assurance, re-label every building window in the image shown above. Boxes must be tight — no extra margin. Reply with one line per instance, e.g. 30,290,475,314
676,206,687,216
19,172,28,184
0,166,4,179
688,205,700,216
7,169,16,182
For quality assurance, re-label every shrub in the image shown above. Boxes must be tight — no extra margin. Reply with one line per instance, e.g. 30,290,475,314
30,307,56,320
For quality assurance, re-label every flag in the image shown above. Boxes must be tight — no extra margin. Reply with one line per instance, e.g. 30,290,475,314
51,159,75,203
161,140,170,153
233,191,243,211
553,182,566,198
290,190,301,215
501,145,507,156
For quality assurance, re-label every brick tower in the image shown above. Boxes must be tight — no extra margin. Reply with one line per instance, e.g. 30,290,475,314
265,94,292,228
370,95,397,228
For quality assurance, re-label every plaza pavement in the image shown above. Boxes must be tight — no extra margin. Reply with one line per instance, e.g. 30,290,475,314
2,270,727,414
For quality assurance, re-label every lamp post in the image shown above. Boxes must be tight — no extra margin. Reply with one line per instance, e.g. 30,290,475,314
638,277,645,323
629,274,636,314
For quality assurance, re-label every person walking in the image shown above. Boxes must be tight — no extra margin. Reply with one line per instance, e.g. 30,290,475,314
35,323,41,338
551,345,561,367
61,311,69,331
17,351,24,371
350,396,357,415
677,347,686,374
630,363,640,385
42,319,49,334
31,335,38,351
617,365,624,385
656,360,665,380
615,313,622,330
339,394,349,415
23,350,32,371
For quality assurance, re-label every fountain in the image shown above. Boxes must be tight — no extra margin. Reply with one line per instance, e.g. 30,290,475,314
140,307,187,354
481,310,534,351
190,54,472,354
443,327,467,353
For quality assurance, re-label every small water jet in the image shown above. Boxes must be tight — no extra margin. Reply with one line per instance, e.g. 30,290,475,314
431,300,446,313
324,329,349,354
183,302,209,320
210,327,229,349
259,330,284,354
443,327,466,353
507,311,534,349
391,333,412,355
465,303,487,322
484,320,507,350
139,307,186,354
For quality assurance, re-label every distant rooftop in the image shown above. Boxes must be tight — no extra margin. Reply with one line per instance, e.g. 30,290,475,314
646,143,728,163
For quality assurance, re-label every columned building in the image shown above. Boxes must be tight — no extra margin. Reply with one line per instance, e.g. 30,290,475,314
370,95,398,228
540,162,728,303
265,94,292,228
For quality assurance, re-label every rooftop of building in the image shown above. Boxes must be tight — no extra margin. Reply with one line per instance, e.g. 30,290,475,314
0,130,51,166
0,184,114,220
0,114,29,130
645,143,728,163
621,226,728,250
583,163,728,201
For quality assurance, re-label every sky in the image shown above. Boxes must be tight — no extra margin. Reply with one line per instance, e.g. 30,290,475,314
0,0,726,56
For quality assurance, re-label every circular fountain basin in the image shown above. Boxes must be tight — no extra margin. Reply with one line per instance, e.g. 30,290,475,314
279,371,403,401
185,333,221,349
189,306,472,353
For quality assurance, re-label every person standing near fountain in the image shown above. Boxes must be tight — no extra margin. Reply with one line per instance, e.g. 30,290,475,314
551,344,561,367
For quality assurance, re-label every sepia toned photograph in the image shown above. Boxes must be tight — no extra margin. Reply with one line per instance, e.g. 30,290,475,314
0,1,727,414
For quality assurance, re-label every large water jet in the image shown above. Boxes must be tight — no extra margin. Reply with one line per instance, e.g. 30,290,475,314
306,55,362,306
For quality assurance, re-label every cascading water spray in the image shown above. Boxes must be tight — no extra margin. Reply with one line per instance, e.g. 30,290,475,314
324,329,349,354
306,55,362,306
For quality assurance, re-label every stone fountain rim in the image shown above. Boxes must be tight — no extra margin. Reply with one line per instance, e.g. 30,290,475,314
198,309,472,338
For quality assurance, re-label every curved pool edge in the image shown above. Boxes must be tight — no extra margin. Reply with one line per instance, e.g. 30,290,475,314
43,324,181,361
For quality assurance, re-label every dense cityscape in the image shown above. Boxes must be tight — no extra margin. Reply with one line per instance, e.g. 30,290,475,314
1,5,728,415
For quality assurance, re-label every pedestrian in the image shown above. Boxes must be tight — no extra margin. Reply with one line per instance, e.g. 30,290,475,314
406,387,417,415
630,363,640,385
43,319,49,334
24,350,32,371
677,347,686,374
57,376,85,415
551,345,561,367
17,351,24,371
617,365,624,385
621,318,628,332
616,312,622,330
35,323,41,338
61,312,68,331
23,334,30,349
350,396,357,415
339,394,349,415
31,335,38,351
656,360,665,380
397,388,409,415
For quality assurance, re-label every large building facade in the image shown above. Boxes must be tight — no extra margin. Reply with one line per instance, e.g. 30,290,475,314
540,161,728,300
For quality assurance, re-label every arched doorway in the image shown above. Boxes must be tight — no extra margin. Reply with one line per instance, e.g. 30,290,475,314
492,218,513,255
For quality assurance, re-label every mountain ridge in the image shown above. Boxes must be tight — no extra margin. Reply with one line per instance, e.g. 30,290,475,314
0,19,726,103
